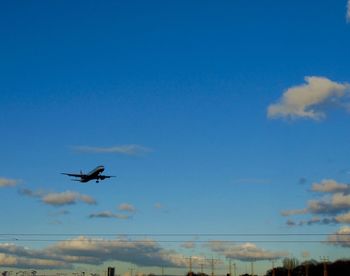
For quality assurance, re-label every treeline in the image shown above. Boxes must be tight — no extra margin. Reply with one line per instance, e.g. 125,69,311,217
265,259,350,276
184,259,350,276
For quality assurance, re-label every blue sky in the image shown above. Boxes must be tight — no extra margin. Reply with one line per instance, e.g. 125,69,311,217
1,0,350,275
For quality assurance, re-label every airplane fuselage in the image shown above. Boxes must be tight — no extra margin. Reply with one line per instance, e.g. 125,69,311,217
80,165,105,182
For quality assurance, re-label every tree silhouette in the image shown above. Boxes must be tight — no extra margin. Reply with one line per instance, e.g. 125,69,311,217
265,259,350,276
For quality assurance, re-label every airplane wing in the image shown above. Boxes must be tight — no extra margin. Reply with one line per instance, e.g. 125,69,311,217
99,175,115,179
61,173,84,177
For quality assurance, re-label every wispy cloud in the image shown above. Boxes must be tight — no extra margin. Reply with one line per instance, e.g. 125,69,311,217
0,178,20,187
180,241,196,249
49,210,70,216
298,177,308,185
347,0,350,22
18,188,45,198
287,217,337,227
118,203,136,212
267,76,350,120
89,211,131,219
281,209,307,217
73,144,152,156
154,203,164,209
154,202,169,213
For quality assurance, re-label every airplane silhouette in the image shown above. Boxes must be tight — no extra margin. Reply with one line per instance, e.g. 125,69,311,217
62,165,115,183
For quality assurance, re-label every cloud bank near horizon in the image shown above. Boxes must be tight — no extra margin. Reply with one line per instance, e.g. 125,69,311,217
208,241,287,262
0,237,293,270
0,237,190,270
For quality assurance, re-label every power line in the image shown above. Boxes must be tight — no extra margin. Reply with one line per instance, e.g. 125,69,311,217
1,239,348,243
1,233,348,244
0,233,348,236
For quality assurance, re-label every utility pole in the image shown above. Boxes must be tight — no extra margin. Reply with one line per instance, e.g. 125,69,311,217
305,261,309,276
320,257,329,276
228,259,232,276
209,257,220,276
185,257,193,276
211,258,214,276
233,263,236,276
190,257,192,276
202,257,219,276
271,260,275,276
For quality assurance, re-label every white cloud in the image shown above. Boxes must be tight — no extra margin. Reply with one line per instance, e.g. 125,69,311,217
307,193,350,215
282,179,350,228
267,76,349,120
118,203,136,212
0,178,20,187
311,179,350,193
73,145,152,156
19,188,97,207
208,241,287,262
347,0,350,22
0,253,69,269
328,226,350,247
281,208,307,216
42,191,97,206
89,211,131,219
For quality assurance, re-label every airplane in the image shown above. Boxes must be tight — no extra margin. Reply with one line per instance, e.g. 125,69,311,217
62,165,115,183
